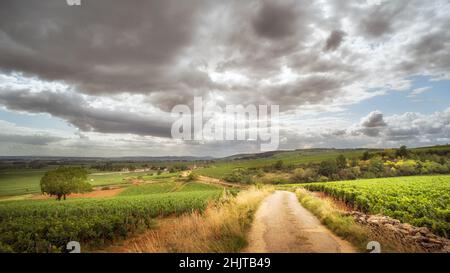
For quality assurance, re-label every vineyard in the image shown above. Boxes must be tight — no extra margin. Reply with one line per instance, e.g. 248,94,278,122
300,175,450,237
119,182,221,196
0,182,223,253
119,182,180,196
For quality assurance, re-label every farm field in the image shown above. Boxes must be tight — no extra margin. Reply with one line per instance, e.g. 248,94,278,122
292,175,450,237
0,181,224,253
0,169,51,197
0,145,448,253
119,181,220,196
194,149,366,179
0,169,163,197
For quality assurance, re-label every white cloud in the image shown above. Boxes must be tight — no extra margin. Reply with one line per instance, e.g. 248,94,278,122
408,87,432,98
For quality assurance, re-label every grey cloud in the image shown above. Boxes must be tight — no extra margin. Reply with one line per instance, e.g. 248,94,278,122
399,29,450,77
332,130,347,136
361,111,387,128
358,111,387,137
347,109,450,144
324,30,346,52
385,110,450,142
0,0,448,125
357,1,406,38
213,0,319,80
0,0,212,96
0,134,65,146
263,75,348,108
0,89,174,137
252,1,299,40
385,127,421,141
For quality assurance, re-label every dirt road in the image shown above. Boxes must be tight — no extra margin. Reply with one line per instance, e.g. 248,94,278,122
244,191,357,253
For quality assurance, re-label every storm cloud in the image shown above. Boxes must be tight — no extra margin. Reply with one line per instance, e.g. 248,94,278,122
0,0,449,156
0,0,449,109
0,89,174,137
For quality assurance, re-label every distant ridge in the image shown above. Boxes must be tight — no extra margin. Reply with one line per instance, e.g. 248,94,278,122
0,144,448,162
0,155,214,162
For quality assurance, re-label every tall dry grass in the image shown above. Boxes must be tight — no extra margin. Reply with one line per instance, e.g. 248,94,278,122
122,186,273,253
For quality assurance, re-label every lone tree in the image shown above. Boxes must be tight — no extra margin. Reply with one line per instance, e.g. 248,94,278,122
40,167,92,200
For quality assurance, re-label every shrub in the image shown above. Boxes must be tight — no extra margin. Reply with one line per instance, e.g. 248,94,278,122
291,168,317,183
318,160,338,178
336,154,347,170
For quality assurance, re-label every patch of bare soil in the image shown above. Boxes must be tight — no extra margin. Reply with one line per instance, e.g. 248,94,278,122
181,171,191,177
130,179,145,185
198,175,246,188
244,191,357,253
32,187,125,200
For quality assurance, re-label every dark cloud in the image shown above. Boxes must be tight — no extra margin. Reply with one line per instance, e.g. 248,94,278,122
324,30,346,52
213,0,319,81
0,89,174,137
263,75,346,108
252,1,299,40
0,0,448,113
0,0,449,156
399,29,450,76
357,2,405,38
355,111,388,137
0,0,212,96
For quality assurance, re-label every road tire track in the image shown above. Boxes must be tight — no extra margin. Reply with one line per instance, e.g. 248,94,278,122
244,191,357,253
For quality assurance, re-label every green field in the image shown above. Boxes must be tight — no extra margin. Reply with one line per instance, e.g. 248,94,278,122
293,175,450,237
0,169,51,197
87,171,160,186
194,149,366,179
0,145,448,252
0,181,223,252
0,169,165,197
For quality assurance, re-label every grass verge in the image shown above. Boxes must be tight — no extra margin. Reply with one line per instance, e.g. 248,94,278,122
295,188,371,252
294,188,421,253
104,186,274,253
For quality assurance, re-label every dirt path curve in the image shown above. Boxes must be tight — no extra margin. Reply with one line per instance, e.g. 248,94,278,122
197,175,246,188
244,191,357,253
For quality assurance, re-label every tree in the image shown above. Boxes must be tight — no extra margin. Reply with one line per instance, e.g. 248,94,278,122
336,154,347,170
381,149,396,160
273,160,284,170
368,157,384,176
318,160,338,178
396,145,409,158
361,151,371,161
40,167,92,200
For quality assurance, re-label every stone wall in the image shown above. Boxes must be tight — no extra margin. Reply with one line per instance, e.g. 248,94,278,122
345,211,449,253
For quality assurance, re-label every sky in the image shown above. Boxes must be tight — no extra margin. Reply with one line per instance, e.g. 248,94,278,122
0,0,449,157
